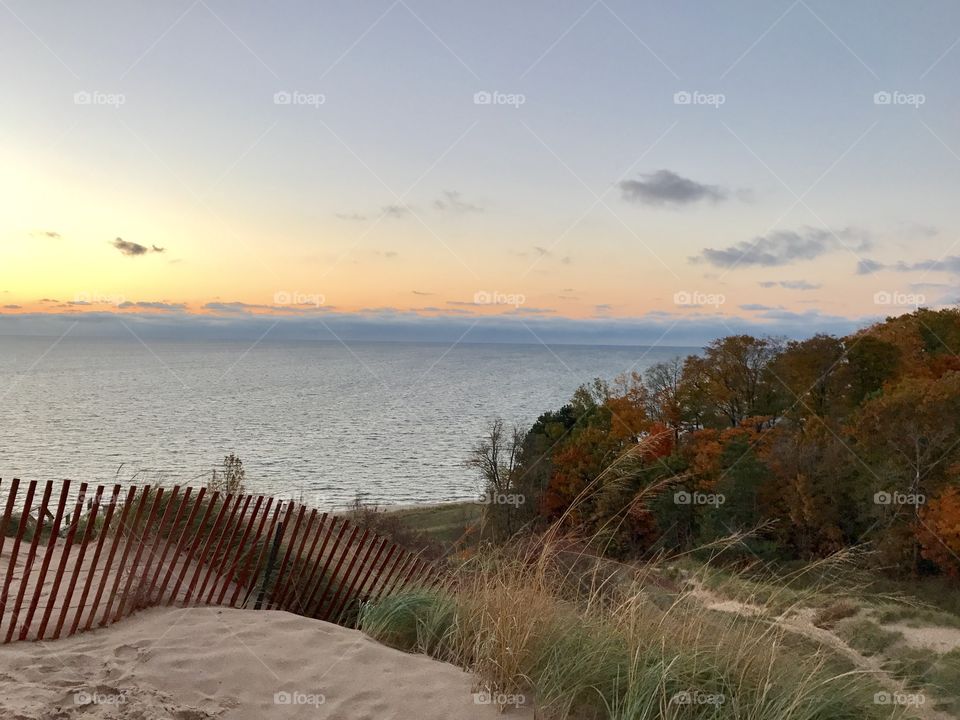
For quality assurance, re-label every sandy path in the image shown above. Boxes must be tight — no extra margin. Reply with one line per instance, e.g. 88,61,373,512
0,606,532,719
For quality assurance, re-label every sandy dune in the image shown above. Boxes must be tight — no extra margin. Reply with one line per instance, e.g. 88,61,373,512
0,606,532,719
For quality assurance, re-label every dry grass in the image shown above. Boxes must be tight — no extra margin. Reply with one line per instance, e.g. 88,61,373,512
362,537,901,719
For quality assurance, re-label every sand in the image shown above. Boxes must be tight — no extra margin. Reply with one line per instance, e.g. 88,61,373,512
0,606,533,719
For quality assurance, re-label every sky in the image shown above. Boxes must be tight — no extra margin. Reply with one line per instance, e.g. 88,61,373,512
2,0,959,344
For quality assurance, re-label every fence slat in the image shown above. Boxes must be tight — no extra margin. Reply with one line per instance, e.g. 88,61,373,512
320,527,366,621
227,496,275,607
72,485,122,635
215,495,266,606
169,491,220,604
6,480,54,643
282,511,329,614
273,508,318,611
36,482,88,640
369,544,401,603
305,520,352,618
138,486,183,605
196,493,247,605
144,487,192,603
237,500,286,608
54,484,105,640
330,530,378,623
101,486,152,626
20,479,72,640
0,478,21,567
268,504,307,609
0,480,35,639
349,537,390,616
296,514,337,615
155,488,207,604
114,487,167,622
183,493,235,605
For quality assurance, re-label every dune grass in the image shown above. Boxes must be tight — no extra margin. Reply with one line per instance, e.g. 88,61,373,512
360,538,902,719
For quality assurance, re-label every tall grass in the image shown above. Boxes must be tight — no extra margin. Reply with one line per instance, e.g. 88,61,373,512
360,432,906,718
361,539,903,718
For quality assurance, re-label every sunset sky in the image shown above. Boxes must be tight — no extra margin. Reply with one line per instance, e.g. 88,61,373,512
2,0,959,344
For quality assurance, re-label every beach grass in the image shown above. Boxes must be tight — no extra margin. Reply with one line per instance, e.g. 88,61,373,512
361,539,901,720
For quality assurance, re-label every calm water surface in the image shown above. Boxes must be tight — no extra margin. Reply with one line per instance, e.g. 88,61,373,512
0,337,693,508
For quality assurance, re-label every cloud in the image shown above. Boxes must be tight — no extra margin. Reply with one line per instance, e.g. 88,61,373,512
434,190,483,214
2,305,22,310
856,256,960,275
740,303,779,311
758,279,821,290
32,230,62,239
693,227,868,268
112,238,165,256
619,170,727,207
336,204,411,222
381,204,410,219
117,301,187,311
411,290,434,296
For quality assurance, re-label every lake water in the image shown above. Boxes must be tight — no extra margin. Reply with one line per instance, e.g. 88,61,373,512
0,337,693,508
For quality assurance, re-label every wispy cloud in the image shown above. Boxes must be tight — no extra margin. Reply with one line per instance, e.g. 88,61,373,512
434,190,483,214
758,279,821,290
619,170,727,207
856,256,960,275
693,227,869,268
112,238,165,256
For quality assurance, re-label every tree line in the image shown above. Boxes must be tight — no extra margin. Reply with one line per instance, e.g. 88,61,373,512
468,308,960,577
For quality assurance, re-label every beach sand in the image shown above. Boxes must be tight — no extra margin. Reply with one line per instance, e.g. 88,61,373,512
0,606,532,719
